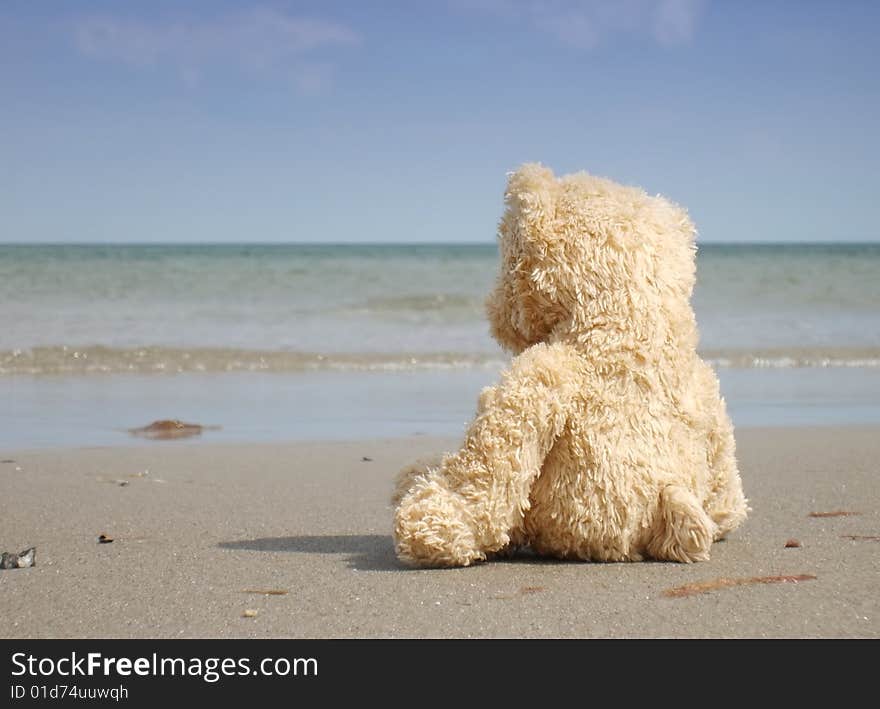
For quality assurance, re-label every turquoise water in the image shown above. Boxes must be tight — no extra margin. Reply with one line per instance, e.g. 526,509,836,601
1,242,879,447
2,242,880,371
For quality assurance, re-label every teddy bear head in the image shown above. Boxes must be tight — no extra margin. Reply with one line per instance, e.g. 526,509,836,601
486,163,699,355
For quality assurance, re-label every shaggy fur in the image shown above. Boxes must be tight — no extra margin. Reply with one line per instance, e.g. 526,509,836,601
392,164,748,568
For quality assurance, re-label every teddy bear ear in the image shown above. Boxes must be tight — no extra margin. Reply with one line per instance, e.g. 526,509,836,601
503,163,558,241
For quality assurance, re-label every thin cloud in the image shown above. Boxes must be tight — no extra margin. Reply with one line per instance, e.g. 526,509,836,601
653,0,703,46
454,0,704,48
73,7,360,88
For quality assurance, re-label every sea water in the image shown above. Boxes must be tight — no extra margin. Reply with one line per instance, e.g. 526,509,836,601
2,243,879,448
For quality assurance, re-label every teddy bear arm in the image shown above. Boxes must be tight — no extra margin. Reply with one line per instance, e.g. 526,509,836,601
393,343,580,567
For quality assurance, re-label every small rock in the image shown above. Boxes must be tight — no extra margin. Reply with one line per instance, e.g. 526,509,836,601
361,456,373,462
242,609,259,618
1,547,36,569
784,539,802,548
98,534,114,544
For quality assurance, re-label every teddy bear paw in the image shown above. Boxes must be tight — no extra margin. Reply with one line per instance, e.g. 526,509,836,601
647,485,716,563
393,482,485,568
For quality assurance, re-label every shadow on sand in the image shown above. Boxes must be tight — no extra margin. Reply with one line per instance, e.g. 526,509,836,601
218,534,400,572
219,535,584,572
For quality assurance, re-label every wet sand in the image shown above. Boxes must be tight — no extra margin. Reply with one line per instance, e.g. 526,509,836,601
1,427,878,638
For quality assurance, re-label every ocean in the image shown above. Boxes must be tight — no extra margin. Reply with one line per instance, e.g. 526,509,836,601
2,243,879,448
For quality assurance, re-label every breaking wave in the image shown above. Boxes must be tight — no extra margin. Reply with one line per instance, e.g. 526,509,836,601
0,346,507,376
2,345,880,376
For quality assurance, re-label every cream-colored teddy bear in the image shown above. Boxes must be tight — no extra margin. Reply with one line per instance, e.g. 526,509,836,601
393,164,747,567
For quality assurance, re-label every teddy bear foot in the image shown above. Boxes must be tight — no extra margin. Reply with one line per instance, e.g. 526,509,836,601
646,485,716,563
393,481,486,568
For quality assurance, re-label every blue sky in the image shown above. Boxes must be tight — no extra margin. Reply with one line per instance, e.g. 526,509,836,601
2,1,878,243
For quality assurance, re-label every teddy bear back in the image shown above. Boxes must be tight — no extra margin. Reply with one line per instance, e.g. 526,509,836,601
487,163,700,361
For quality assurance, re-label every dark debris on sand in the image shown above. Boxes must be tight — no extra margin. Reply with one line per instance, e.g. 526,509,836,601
128,420,220,440
1,547,36,569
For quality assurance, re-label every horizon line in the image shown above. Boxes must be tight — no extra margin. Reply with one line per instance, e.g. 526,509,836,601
1,240,879,247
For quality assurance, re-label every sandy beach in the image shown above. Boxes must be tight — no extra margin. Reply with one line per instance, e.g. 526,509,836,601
1,425,877,639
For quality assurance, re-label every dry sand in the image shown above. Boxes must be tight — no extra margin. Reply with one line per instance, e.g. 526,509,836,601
1,427,878,638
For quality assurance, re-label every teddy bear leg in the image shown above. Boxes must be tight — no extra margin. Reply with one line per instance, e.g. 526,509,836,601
646,485,716,563
391,455,444,508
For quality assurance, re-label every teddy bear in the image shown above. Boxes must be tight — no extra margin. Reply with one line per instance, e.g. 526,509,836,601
392,163,748,568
